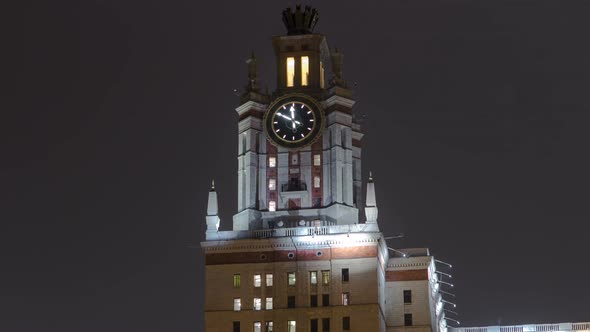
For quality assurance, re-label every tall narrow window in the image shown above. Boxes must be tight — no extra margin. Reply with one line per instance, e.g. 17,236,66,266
314,176,321,188
342,317,350,331
233,274,241,288
342,292,350,306
288,321,296,332
254,322,262,332
404,290,412,304
233,298,241,311
266,273,273,287
286,57,295,87
322,294,329,306
310,295,318,307
311,319,318,332
319,61,325,88
265,297,273,310
268,200,276,212
310,271,318,285
254,274,261,287
287,296,295,308
253,298,262,310
404,313,413,326
268,156,276,168
233,321,240,332
342,268,349,282
322,318,330,332
265,321,273,332
268,178,276,191
301,56,309,86
313,154,321,166
288,272,296,286
321,270,330,285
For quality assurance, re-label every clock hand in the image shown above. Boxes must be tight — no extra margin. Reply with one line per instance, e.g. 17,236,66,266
290,106,295,119
277,113,291,121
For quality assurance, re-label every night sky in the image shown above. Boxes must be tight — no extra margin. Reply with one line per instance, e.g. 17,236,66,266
4,1,590,331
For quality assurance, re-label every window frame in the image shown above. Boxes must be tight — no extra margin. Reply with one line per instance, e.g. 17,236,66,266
342,292,350,306
286,57,295,87
266,273,273,287
404,313,413,326
343,317,350,331
253,274,261,288
233,274,241,288
253,297,262,311
288,272,296,286
321,270,330,285
404,289,412,304
342,268,349,282
233,298,241,311
310,271,317,285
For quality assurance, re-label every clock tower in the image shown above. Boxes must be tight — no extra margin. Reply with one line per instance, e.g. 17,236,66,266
233,6,364,232
201,6,446,332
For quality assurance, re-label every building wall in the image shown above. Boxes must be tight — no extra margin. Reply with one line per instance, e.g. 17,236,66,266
203,241,384,331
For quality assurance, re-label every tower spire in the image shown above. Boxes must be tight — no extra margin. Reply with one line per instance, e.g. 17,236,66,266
365,172,378,223
206,180,220,234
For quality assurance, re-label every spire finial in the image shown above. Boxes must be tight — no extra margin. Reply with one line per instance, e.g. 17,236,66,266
211,179,215,191
369,171,373,182
245,52,259,92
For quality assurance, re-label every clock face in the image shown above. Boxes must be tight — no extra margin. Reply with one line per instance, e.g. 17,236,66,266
264,94,324,148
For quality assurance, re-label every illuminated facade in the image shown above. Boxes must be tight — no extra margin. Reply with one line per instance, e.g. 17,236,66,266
201,6,450,332
452,322,590,332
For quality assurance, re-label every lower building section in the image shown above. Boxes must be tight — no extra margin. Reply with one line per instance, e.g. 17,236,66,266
205,304,383,332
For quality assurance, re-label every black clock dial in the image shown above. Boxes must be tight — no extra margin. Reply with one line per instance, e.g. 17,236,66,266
271,102,315,142
264,94,324,149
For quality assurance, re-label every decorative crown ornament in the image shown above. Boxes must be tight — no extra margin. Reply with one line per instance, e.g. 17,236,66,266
281,5,319,35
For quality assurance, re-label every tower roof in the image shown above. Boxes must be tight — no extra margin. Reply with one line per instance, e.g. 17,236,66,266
281,5,319,35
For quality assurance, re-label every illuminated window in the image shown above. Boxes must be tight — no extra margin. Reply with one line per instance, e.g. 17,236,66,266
253,297,262,310
319,61,325,88
286,57,295,87
314,176,321,188
288,321,296,332
265,297,273,310
269,156,276,168
313,154,321,166
266,273,273,287
254,322,262,332
321,270,330,285
301,56,309,86
233,274,241,288
233,298,241,311
310,271,317,285
268,200,276,212
288,272,296,286
268,178,276,191
342,292,350,306
343,317,350,331
266,321,273,332
254,274,261,287
342,268,349,282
